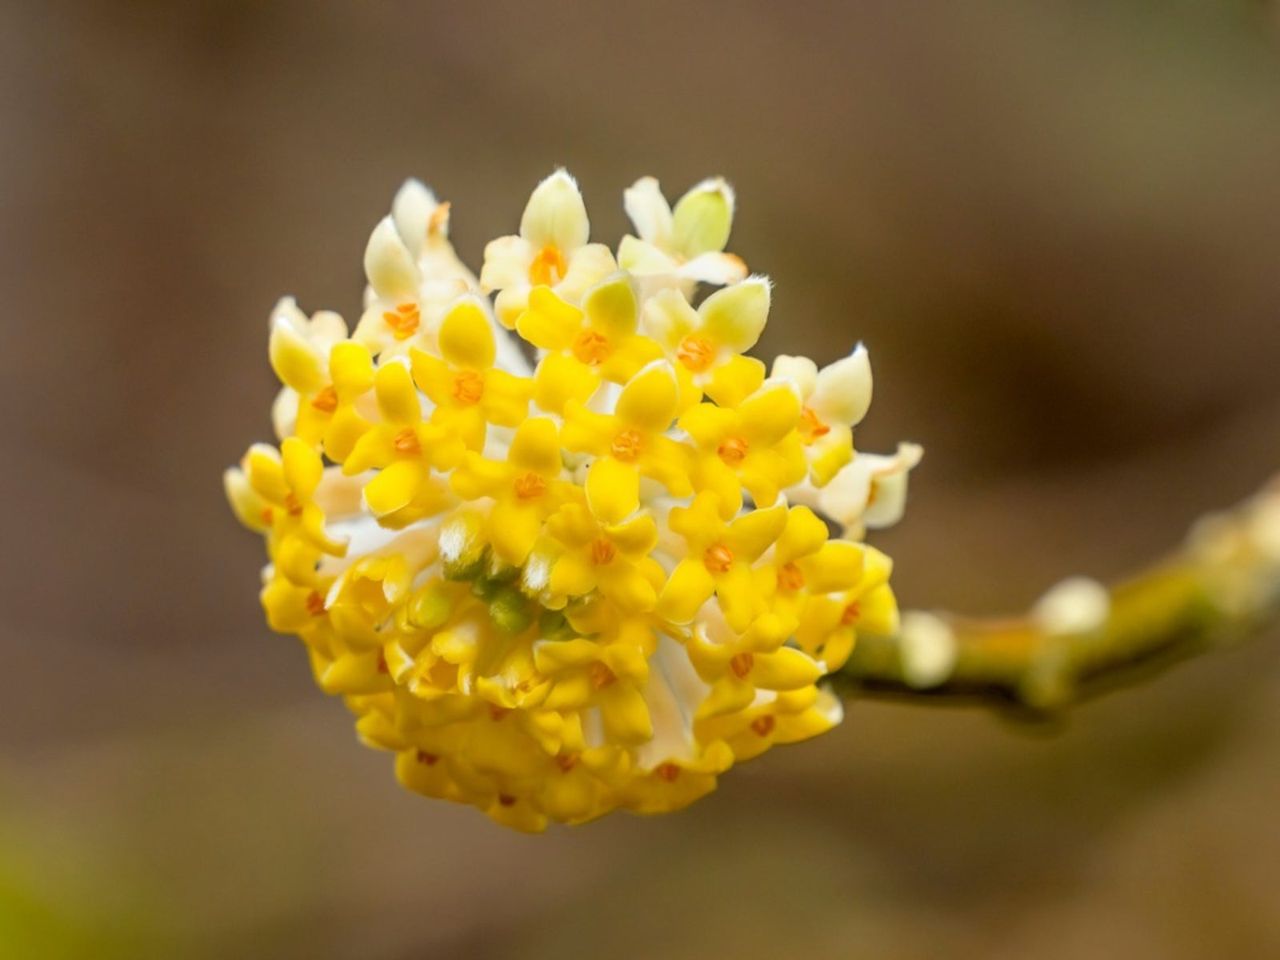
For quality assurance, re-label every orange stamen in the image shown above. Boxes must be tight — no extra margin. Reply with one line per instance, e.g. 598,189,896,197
588,661,617,690
717,436,749,466
513,471,547,500
655,762,681,782
798,406,830,444
528,245,568,286
751,714,776,737
393,428,421,454
610,429,643,462
676,334,715,373
383,302,420,340
571,329,611,366
840,602,861,626
305,591,326,616
778,562,805,592
452,370,485,405
416,750,438,765
284,492,303,516
703,543,734,574
310,385,339,414
590,538,617,566
730,652,755,679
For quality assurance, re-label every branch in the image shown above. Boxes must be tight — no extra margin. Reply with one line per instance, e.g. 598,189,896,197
832,477,1280,716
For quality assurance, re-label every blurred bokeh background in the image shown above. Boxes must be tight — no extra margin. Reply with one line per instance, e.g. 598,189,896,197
4,1,1280,957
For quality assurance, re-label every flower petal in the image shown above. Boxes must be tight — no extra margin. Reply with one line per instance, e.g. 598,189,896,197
364,216,421,300
699,276,770,353
671,177,734,257
438,297,496,369
623,176,673,246
586,457,640,525
582,273,639,340
509,417,562,475
375,361,422,425
810,344,872,428
364,459,427,516
657,558,716,624
520,170,590,251
479,235,534,295
616,361,679,434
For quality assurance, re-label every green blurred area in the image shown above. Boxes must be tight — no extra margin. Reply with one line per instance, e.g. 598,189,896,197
3,1,1280,957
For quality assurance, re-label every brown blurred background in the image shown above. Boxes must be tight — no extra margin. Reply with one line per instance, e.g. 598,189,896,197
4,1,1280,957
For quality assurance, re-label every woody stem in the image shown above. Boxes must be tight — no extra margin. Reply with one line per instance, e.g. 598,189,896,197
830,478,1280,716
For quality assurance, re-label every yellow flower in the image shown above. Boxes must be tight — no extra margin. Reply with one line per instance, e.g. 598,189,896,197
450,417,577,566
543,502,664,613
772,345,873,486
409,296,532,452
679,380,808,517
341,362,458,525
480,170,618,328
533,619,655,745
618,176,748,287
658,492,788,631
642,278,770,405
561,360,693,502
516,274,661,385
352,181,477,362
795,545,899,671
227,169,918,831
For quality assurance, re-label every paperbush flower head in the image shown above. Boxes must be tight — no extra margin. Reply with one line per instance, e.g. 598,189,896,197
226,171,920,831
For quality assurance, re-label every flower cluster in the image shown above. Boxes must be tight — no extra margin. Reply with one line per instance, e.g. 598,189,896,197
225,171,919,830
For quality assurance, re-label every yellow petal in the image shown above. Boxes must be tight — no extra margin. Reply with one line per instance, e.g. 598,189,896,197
725,503,787,562
714,563,756,632
509,417,562,475
599,683,653,744
550,551,597,598
450,451,509,499
671,177,734,257
751,647,823,690
489,498,543,565
268,315,325,394
801,541,865,594
606,513,658,557
657,558,715,623
740,383,801,446
480,369,532,426
586,458,639,525
699,277,770,353
281,437,323,500
597,567,657,613
374,361,422,425
678,402,735,448
533,353,599,415
582,273,638,339
438,298,497,368
703,355,765,408
777,505,828,565
364,459,427,516
408,350,452,406
330,341,374,397
516,286,583,350
616,361,679,433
